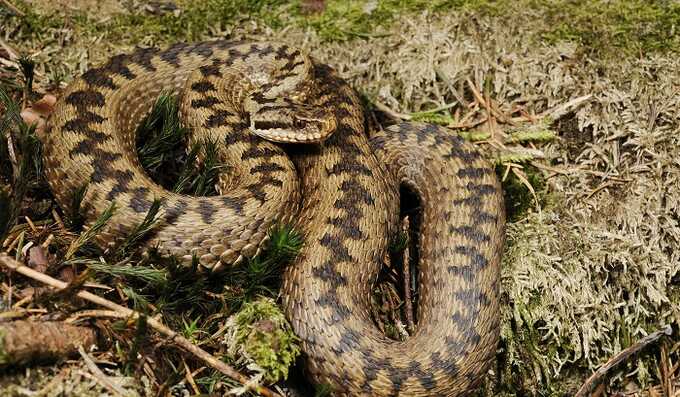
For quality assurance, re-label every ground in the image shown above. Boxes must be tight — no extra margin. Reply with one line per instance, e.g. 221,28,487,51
0,0,679,396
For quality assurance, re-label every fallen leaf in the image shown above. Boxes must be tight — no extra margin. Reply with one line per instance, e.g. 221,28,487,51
28,245,49,273
20,93,56,134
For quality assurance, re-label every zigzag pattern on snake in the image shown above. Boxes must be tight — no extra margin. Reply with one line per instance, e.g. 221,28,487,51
42,40,505,396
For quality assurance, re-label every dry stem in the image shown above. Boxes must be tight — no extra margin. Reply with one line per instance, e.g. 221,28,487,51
575,325,673,397
400,216,415,333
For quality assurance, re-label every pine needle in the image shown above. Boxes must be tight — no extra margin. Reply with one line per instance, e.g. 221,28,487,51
65,202,116,259
223,224,302,310
136,93,187,174
83,260,167,285
190,139,223,197
172,143,201,193
115,198,162,258
67,185,88,230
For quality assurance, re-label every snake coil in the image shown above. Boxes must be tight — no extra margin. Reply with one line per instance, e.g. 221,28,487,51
43,40,505,396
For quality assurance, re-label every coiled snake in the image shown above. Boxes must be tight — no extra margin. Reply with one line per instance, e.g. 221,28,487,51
42,40,505,396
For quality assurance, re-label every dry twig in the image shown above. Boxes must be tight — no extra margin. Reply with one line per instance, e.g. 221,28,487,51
372,100,412,121
78,346,129,396
575,325,673,397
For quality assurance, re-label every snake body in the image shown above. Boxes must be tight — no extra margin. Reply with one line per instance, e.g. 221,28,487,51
43,40,505,396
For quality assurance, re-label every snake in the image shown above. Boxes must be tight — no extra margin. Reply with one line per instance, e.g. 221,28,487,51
42,40,505,396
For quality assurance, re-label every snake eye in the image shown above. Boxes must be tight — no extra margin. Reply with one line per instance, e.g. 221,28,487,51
293,117,307,129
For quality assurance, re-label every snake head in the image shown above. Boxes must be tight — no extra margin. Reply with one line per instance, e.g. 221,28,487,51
247,99,337,144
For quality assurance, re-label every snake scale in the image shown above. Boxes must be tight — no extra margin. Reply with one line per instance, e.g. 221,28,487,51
42,40,505,396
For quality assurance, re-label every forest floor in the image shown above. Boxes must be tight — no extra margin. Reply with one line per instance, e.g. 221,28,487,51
0,1,679,396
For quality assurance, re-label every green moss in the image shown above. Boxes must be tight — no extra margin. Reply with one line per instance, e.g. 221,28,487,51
10,1,68,39
84,0,288,44
293,0,680,55
497,164,545,222
292,0,514,41
229,298,301,384
10,0,679,59
537,0,680,55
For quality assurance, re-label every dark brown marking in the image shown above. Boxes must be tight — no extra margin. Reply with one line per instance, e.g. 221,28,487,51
466,182,497,196
199,61,222,77
454,245,488,269
204,109,234,128
315,294,351,323
163,199,189,224
245,182,267,203
221,196,246,215
82,69,118,90
105,54,136,80
105,170,135,201
130,192,153,213
329,162,372,177
273,45,292,61
224,130,251,145
449,225,490,242
89,150,123,183
241,147,280,160
249,163,285,174
197,200,217,224
328,216,363,239
311,260,348,286
445,146,482,161
63,117,108,142
191,96,220,109
128,47,159,72
191,80,216,93
188,41,218,57
66,90,106,110
369,134,387,151
472,209,498,225
70,138,101,157
446,265,476,282
430,351,459,379
160,42,192,66
458,167,492,178
319,233,352,262
431,128,463,147
249,92,277,105
339,180,374,204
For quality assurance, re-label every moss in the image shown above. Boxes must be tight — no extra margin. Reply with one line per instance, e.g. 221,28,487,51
226,297,301,384
9,0,679,66
10,2,68,39
496,164,545,222
99,0,285,43
294,0,499,41
292,0,680,56
537,0,680,55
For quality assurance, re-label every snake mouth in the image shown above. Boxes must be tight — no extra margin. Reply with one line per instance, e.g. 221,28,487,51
249,106,337,144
